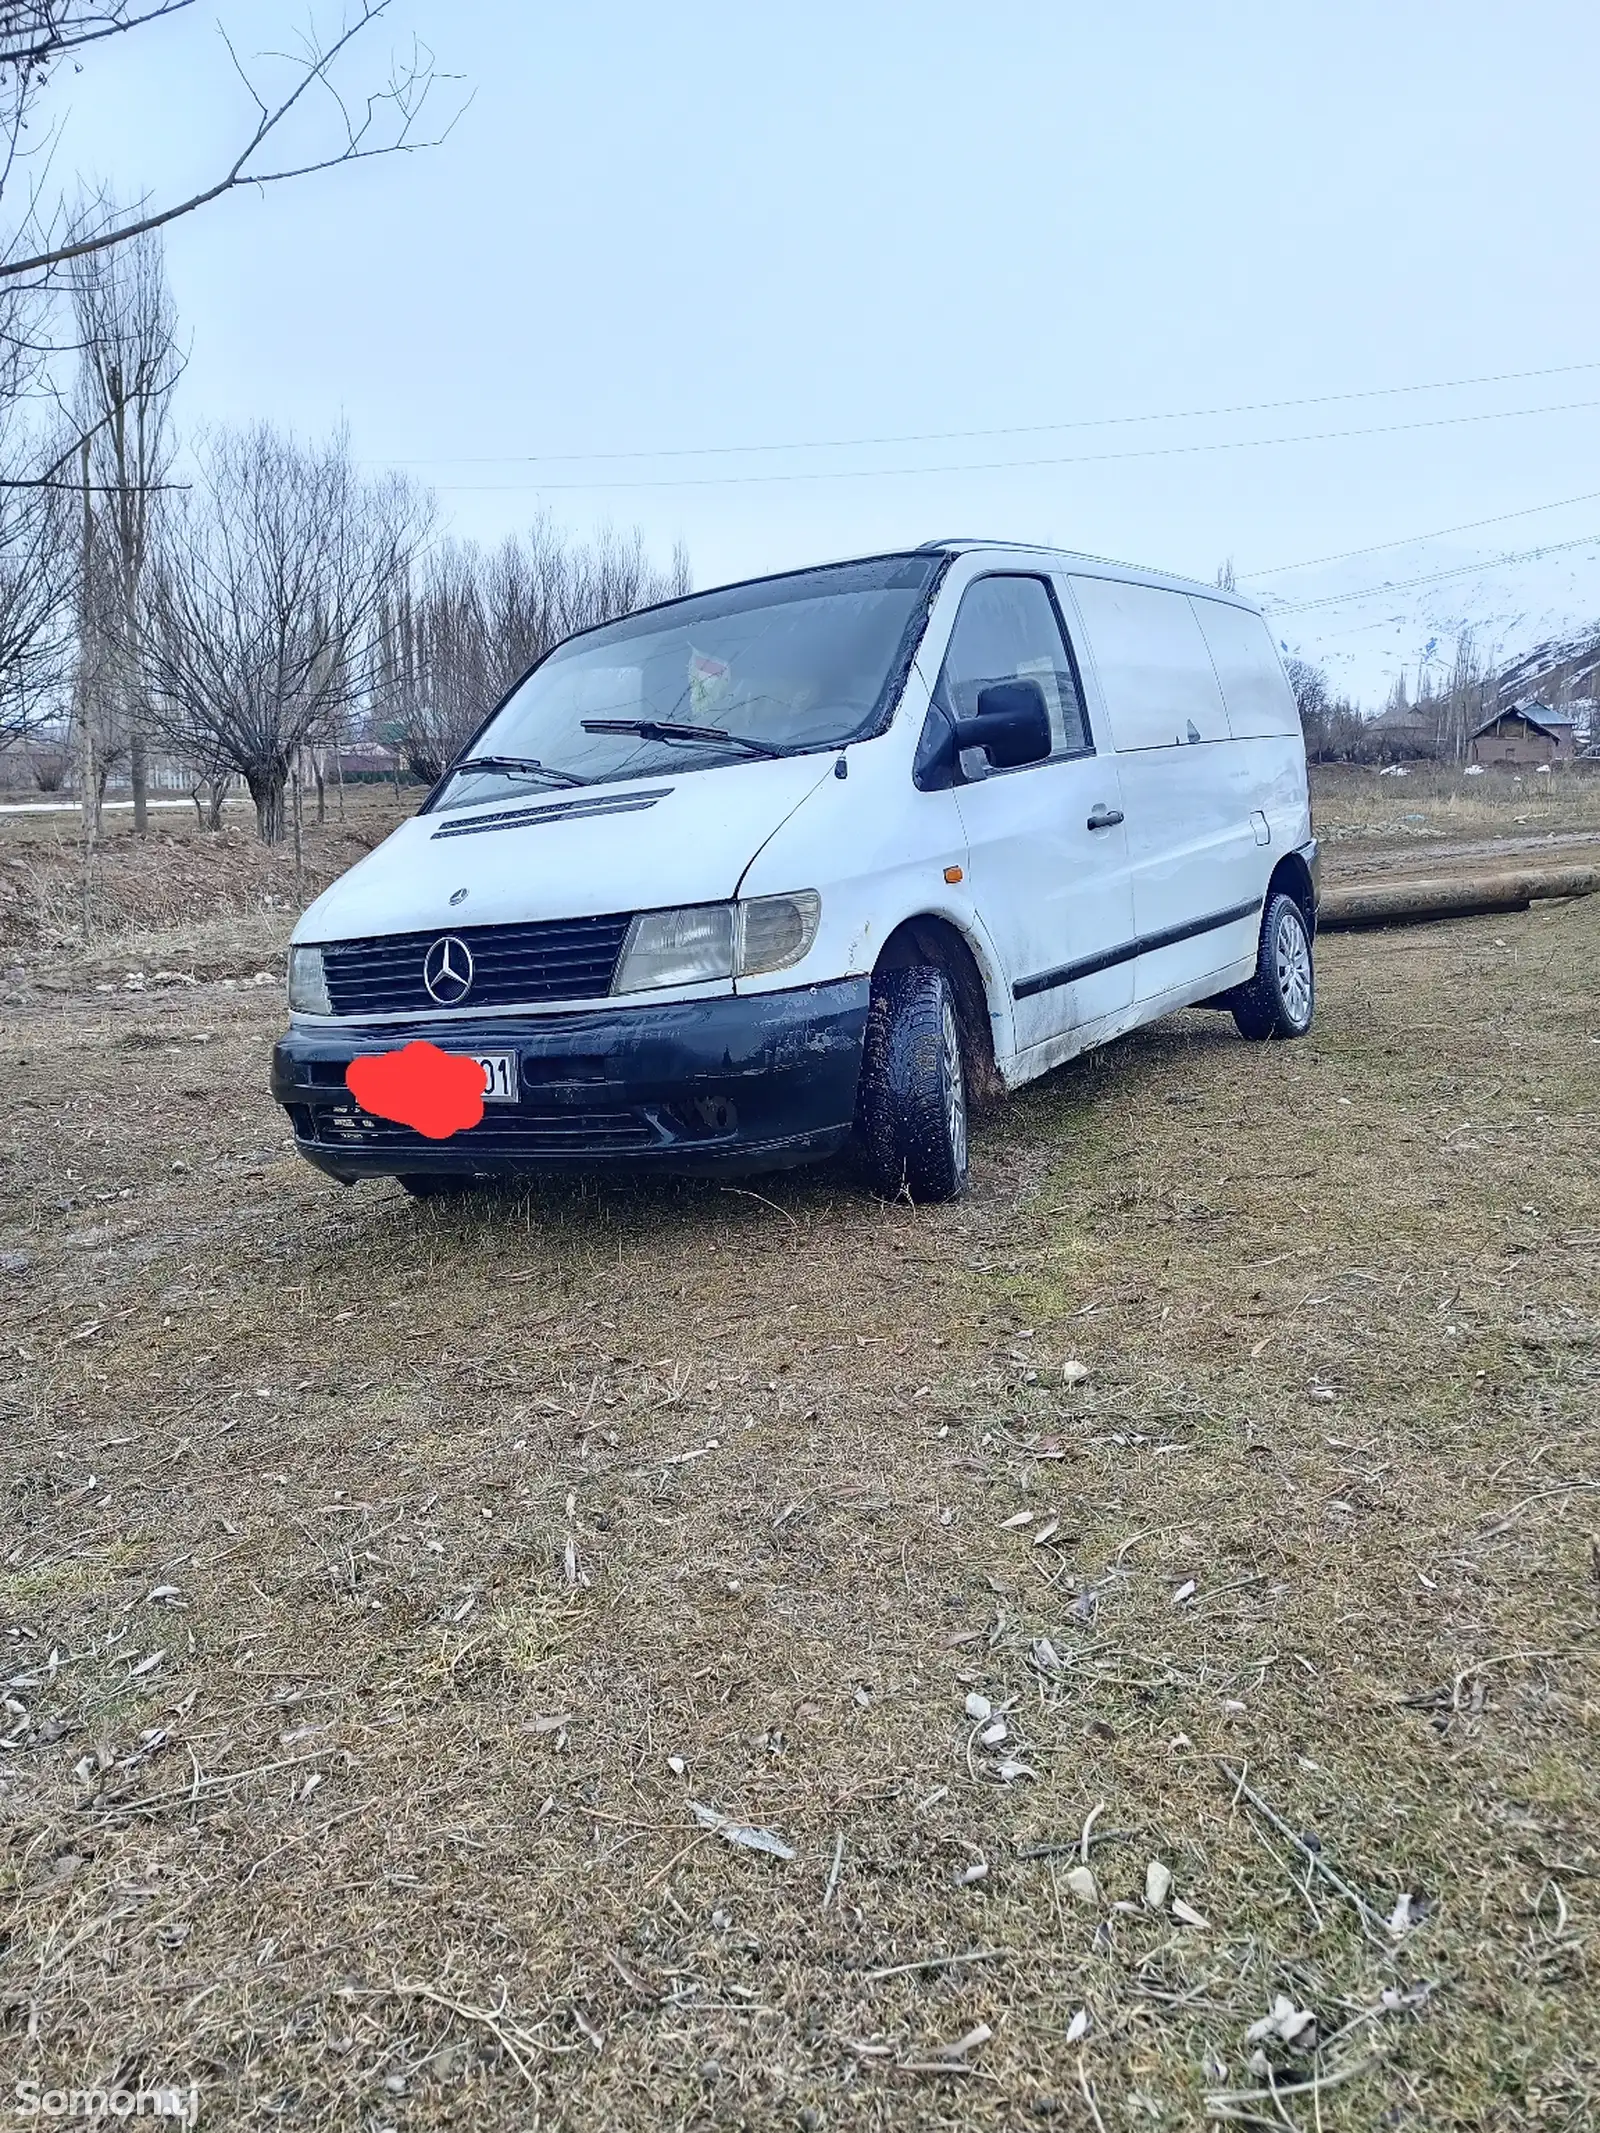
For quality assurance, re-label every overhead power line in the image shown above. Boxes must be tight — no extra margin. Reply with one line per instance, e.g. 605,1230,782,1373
1265,531,1600,615
374,355,1600,469
1242,486,1600,578
422,395,1600,494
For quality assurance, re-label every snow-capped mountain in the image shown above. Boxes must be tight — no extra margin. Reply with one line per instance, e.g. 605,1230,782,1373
1248,531,1600,710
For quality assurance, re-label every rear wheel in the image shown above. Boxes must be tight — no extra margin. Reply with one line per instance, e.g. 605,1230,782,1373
856,964,969,1203
1232,890,1315,1041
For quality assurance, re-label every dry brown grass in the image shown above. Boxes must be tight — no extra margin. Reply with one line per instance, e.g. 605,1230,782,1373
1311,760,1600,868
0,788,416,956
1,793,1597,2130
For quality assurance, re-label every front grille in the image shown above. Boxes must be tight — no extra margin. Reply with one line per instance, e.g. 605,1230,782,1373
305,1102,658,1156
320,915,633,1017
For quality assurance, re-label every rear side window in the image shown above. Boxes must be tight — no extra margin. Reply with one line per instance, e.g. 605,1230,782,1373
934,576,1090,755
1188,596,1302,738
1068,575,1229,751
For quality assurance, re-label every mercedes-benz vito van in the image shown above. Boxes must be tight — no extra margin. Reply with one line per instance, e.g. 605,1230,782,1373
272,540,1318,1203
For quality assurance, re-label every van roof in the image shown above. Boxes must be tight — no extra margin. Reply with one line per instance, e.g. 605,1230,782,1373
913,537,1264,613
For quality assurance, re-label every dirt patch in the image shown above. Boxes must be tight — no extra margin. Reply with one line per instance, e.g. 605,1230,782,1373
0,788,415,956
1310,759,1600,858
1,796,1597,2129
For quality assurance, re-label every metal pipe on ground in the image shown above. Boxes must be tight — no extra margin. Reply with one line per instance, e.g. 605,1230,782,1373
1318,866,1598,932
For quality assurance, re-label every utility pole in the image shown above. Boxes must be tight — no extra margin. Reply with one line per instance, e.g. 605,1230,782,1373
291,745,304,906
117,394,149,836
78,437,96,943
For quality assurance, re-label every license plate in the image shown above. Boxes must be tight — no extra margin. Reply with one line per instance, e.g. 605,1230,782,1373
462,1050,518,1103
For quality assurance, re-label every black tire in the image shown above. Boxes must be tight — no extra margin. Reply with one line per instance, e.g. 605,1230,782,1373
398,1174,471,1199
1232,890,1315,1042
856,964,970,1203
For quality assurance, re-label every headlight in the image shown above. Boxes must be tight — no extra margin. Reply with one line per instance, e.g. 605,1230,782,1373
610,893,822,993
612,904,735,992
288,944,332,1015
736,891,821,975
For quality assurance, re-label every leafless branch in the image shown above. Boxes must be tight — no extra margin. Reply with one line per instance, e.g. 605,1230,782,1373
0,3,463,281
0,4,195,71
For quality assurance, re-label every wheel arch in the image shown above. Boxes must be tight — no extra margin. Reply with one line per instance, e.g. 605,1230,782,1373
872,913,1005,1107
1267,852,1318,939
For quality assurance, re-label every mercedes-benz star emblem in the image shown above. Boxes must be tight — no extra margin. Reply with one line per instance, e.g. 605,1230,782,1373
423,935,474,1005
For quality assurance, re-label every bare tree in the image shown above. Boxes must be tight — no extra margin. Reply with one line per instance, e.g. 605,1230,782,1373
1284,655,1328,728
143,422,429,842
1434,628,1485,764
0,7,458,746
70,221,178,830
0,451,71,742
1283,652,1366,761
0,4,457,285
71,433,127,824
384,519,692,782
0,213,71,741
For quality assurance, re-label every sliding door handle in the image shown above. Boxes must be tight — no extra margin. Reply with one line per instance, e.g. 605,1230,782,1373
1086,804,1124,830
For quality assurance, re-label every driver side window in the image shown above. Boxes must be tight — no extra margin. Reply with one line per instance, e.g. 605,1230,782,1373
935,576,1090,755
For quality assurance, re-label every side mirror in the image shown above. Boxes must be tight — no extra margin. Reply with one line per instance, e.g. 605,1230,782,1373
953,679,1052,777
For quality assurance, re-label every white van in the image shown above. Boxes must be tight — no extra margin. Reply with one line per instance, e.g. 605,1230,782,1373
273,541,1318,1202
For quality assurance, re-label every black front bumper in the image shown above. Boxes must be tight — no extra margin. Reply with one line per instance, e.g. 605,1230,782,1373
271,978,871,1183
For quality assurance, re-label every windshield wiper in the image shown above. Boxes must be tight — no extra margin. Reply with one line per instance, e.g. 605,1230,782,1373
449,754,588,788
580,717,789,759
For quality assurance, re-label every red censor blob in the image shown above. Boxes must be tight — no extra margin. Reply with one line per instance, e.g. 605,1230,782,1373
345,1042,486,1140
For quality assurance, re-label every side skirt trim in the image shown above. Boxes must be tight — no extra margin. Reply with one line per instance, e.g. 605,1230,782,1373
1013,896,1261,1001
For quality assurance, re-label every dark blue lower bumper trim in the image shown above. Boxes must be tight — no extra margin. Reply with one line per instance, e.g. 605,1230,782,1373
271,978,871,1183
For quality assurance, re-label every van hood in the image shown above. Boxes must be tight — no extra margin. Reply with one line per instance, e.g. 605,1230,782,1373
294,757,837,943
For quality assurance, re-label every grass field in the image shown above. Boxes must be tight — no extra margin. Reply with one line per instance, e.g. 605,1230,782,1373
2,777,1597,2130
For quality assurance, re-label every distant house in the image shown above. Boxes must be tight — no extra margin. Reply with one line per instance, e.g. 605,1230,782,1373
333,744,403,782
1367,701,1436,762
1467,702,1577,766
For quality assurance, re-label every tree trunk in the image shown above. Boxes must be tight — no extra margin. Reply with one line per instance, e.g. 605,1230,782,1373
1319,867,1598,931
247,765,288,844
79,712,95,946
130,725,148,833
206,779,227,832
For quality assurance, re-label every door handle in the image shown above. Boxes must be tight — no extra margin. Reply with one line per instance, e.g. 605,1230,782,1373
1086,804,1124,830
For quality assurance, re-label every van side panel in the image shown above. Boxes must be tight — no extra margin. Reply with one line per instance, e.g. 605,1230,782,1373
1188,596,1303,739
1064,574,1262,1004
1066,575,1230,749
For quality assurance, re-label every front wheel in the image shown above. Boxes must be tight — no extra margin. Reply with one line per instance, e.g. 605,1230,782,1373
1232,890,1315,1041
856,964,970,1203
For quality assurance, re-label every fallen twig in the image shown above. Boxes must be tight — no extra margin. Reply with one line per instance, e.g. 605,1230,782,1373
361,1980,547,2086
719,1186,801,1231
78,1748,333,1819
1077,2056,1110,2133
821,1831,845,1913
1449,1647,1590,1713
1480,1481,1600,1537
1205,2050,1385,2120
1218,1761,1387,1941
863,1947,1014,1984
1015,1829,1135,1861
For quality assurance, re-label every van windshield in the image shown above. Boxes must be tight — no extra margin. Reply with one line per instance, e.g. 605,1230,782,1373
431,552,943,808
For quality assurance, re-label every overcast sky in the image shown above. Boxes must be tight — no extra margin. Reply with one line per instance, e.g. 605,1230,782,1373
61,0,1600,700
